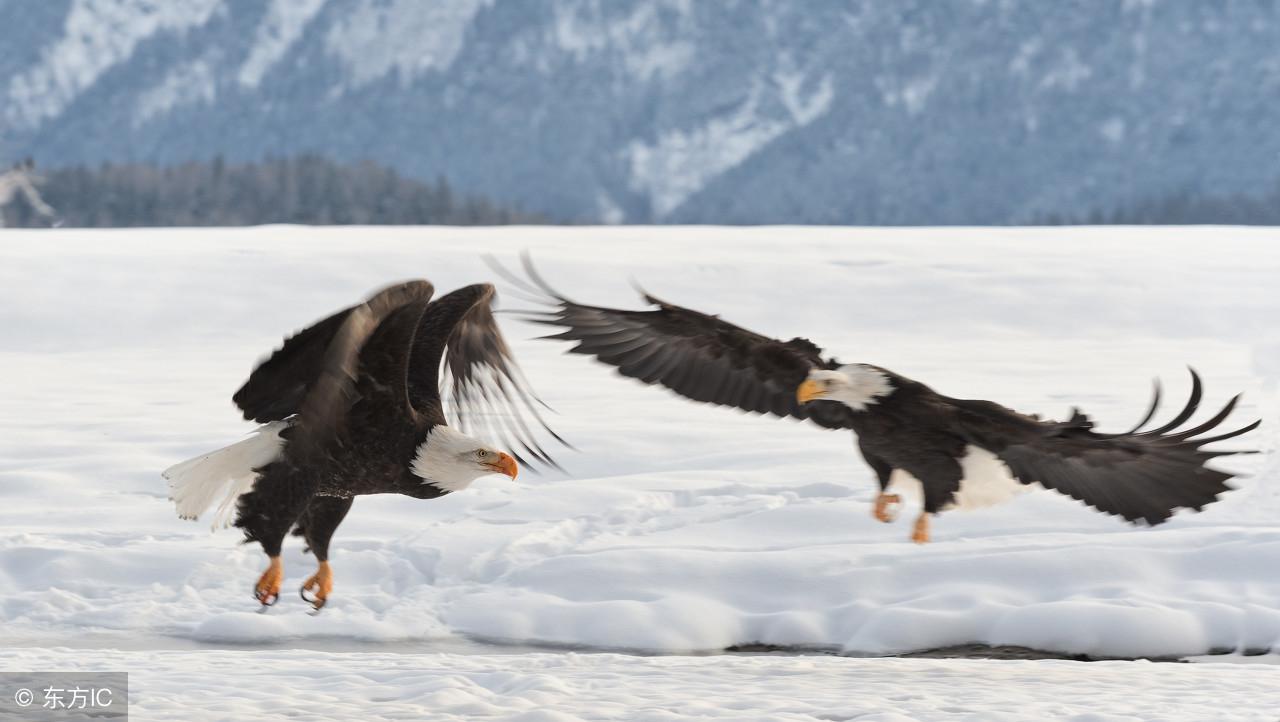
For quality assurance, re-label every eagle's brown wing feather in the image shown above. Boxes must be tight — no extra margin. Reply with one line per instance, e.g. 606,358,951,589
232,281,435,424
502,257,856,430
405,283,565,469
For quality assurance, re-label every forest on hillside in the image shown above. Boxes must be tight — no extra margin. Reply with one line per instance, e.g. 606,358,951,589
5,154,1280,227
0,156,546,227
1039,184,1280,226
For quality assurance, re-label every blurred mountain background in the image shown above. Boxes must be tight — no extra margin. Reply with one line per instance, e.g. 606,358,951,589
3,0,1280,226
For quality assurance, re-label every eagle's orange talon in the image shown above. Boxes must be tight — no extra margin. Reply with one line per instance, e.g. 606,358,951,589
911,514,931,544
299,561,333,611
873,493,901,523
255,556,283,606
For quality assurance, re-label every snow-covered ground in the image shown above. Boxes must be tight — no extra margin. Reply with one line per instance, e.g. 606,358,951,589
2,226,1278,720
4,646,1279,722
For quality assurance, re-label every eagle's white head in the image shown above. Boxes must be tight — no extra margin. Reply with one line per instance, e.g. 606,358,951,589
795,364,894,411
411,426,519,492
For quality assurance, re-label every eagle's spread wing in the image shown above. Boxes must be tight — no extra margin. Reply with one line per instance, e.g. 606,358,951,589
233,281,435,423
405,283,566,468
949,370,1259,525
234,281,436,454
500,257,854,429
233,307,356,424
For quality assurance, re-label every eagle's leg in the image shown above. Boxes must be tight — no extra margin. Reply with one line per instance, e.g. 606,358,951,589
859,445,900,523
295,496,354,611
235,464,317,607
873,493,902,523
905,455,961,545
300,562,332,609
255,556,284,606
911,513,931,544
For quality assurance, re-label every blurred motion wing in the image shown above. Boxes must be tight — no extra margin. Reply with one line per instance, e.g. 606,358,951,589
233,281,435,425
407,283,568,469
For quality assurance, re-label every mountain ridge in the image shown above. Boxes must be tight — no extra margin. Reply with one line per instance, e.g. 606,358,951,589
3,0,1279,224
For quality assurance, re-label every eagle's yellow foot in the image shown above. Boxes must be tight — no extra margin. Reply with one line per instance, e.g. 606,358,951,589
299,561,333,611
255,556,283,606
873,493,901,523
911,514,931,544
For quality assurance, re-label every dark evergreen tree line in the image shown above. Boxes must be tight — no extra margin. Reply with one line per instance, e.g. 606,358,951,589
2,155,547,227
9,154,1278,227
1036,181,1280,226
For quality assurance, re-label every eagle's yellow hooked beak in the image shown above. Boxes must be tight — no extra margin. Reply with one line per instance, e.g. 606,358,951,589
486,452,519,480
796,379,826,404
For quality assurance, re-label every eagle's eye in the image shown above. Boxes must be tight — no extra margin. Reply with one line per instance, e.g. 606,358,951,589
476,449,490,459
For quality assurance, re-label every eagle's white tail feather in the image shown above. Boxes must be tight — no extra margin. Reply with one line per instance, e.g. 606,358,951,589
163,421,288,530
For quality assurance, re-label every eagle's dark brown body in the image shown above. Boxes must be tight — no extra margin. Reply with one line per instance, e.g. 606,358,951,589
843,372,974,516
234,285,456,561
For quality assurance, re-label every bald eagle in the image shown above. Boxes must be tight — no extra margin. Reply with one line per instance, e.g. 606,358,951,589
504,261,1259,543
164,280,562,609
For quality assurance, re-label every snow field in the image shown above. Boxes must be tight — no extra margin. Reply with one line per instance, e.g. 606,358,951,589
1,227,1278,709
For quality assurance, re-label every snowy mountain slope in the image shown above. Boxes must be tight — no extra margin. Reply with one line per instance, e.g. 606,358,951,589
0,225,1277,664
4,1,1280,223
